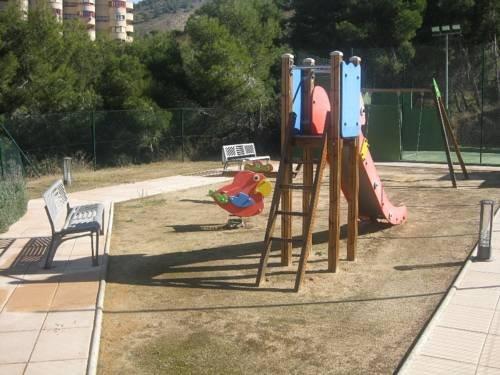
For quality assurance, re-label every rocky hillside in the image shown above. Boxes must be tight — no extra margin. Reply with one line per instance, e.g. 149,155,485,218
134,0,210,35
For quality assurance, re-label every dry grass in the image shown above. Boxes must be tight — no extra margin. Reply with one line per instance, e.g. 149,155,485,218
26,160,220,199
99,165,500,374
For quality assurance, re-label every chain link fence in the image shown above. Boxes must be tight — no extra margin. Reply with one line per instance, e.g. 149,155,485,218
2,108,278,175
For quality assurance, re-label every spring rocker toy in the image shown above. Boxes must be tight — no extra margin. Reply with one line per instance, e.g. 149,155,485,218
209,170,272,228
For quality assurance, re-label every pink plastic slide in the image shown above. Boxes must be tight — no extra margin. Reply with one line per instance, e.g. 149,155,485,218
311,86,408,225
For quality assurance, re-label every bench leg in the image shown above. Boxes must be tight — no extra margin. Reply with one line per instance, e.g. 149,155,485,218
44,236,59,269
100,210,105,236
94,231,99,266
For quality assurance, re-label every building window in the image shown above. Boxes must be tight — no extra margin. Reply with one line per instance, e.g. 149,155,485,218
113,26,124,33
96,16,109,22
115,14,125,21
82,10,94,17
109,1,125,8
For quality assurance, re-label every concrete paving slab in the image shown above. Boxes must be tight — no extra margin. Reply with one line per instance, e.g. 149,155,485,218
480,334,500,369
0,312,46,333
0,287,15,311
437,304,496,333
30,327,92,362
50,281,99,311
402,355,476,375
24,359,86,375
450,287,500,310
0,363,25,375
490,311,500,336
43,310,94,330
0,330,39,364
4,283,58,313
419,326,486,364
459,270,500,290
477,366,500,374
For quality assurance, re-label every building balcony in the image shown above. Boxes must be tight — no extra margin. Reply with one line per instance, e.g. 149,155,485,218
82,3,95,12
112,31,127,41
126,12,132,21
126,35,133,43
126,1,132,10
126,24,133,33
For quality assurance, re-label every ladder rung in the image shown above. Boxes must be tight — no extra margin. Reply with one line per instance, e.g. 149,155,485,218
276,210,308,217
279,184,313,191
269,237,303,244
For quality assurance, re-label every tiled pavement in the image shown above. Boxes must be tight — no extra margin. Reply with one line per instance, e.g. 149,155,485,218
0,175,229,375
400,211,500,374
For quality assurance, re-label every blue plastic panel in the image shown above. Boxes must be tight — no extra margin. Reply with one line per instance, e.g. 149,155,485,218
291,68,302,134
340,61,361,138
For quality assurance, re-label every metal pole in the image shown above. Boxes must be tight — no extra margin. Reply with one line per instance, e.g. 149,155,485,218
63,157,72,186
445,34,449,109
91,111,97,170
181,109,185,162
480,45,485,165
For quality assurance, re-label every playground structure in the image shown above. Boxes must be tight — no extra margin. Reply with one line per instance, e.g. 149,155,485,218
256,52,408,292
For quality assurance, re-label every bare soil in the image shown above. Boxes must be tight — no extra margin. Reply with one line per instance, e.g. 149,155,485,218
98,165,500,374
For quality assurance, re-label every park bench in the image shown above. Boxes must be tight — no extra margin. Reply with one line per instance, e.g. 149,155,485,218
222,143,270,171
43,180,105,268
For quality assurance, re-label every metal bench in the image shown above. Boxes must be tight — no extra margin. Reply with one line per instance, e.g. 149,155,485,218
43,180,105,268
222,143,270,171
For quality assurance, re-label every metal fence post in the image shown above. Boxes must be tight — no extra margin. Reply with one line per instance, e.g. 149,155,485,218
91,111,97,170
0,139,4,178
480,45,485,165
181,109,185,162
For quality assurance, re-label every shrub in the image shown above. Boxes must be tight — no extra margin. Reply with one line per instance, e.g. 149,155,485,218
0,176,28,233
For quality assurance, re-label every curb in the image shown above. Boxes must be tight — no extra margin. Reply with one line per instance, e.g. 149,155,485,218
87,201,115,375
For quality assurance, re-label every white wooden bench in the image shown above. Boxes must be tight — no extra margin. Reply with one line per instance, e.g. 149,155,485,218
43,180,105,268
221,143,270,171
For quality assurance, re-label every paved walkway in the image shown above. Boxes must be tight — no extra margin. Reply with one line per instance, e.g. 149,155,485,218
400,211,500,374
0,175,229,375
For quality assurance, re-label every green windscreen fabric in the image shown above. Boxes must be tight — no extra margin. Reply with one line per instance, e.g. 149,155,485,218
401,108,443,151
0,137,23,177
365,105,401,162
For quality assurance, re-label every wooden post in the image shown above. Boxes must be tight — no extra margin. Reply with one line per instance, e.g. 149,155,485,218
433,89,457,188
346,137,359,261
346,56,361,261
302,58,315,250
439,98,469,179
328,51,343,272
281,53,294,266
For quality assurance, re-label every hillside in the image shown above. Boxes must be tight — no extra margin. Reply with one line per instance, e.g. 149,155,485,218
134,0,210,35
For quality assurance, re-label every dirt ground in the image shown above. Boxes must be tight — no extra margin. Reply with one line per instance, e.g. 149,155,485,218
98,164,500,374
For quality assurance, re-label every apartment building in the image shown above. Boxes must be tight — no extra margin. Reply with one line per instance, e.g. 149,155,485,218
63,0,95,40
95,0,133,42
0,0,132,42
